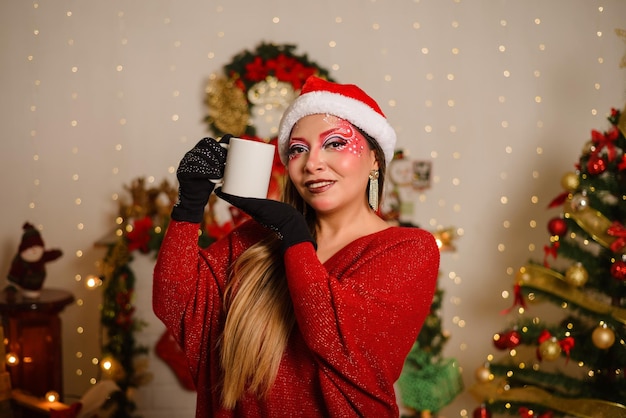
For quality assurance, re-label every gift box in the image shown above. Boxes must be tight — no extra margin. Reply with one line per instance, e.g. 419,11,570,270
398,348,464,412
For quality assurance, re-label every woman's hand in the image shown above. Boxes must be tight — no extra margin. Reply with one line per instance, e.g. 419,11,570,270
215,188,316,253
171,135,231,223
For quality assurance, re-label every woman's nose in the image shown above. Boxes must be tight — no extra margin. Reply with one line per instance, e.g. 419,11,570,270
304,149,325,172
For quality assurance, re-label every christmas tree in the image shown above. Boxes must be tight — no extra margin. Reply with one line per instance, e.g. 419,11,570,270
470,107,626,418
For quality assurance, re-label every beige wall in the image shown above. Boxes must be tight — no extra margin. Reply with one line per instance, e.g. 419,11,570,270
1,1,625,416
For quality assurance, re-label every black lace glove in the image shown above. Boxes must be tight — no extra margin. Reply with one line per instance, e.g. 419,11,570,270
171,136,231,223
215,188,316,253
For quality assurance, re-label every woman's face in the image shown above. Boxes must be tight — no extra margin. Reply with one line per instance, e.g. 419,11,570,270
287,114,378,214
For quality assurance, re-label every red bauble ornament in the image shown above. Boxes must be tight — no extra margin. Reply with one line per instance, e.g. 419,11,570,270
611,260,626,281
493,333,508,350
547,217,567,237
587,156,606,175
493,330,521,350
473,405,492,418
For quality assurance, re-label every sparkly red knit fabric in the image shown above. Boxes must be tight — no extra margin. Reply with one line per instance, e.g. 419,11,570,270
153,219,439,417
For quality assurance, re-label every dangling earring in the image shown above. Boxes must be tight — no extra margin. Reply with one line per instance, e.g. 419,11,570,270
368,170,379,211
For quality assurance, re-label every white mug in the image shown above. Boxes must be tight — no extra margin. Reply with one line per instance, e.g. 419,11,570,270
220,137,276,199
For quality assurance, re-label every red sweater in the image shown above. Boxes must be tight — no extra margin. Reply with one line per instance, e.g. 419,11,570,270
153,220,439,417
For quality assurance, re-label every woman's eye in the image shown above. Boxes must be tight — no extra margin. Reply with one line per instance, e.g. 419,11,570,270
324,137,348,150
288,144,308,157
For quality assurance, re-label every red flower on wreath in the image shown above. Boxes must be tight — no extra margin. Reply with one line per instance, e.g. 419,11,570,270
244,56,268,82
243,53,318,90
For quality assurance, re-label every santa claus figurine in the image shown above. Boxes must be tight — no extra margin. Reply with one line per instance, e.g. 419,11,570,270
6,222,63,299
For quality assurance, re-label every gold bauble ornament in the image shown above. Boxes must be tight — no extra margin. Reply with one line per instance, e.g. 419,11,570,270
564,263,588,287
539,338,562,361
592,325,616,349
475,365,492,383
560,172,580,192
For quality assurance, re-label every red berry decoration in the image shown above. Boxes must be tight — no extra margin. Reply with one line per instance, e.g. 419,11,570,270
611,260,626,281
547,217,567,237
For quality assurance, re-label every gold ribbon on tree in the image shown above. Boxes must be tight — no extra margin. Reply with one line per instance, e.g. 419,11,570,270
470,379,626,418
516,264,626,325
562,196,625,253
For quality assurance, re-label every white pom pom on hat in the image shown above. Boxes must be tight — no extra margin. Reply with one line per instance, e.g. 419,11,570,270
277,76,397,166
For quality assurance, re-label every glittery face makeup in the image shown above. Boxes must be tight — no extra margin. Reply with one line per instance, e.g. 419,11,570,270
286,114,378,214
287,116,366,162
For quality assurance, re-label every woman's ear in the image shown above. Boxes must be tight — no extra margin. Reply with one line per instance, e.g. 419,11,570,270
370,150,380,171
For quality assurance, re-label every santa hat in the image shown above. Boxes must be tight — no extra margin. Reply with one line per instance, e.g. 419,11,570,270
19,222,44,252
277,76,397,165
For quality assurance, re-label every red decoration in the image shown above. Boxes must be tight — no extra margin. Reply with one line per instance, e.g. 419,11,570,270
473,405,492,418
494,329,522,350
519,407,554,418
607,221,626,253
493,333,508,350
519,407,534,418
501,283,527,314
504,330,522,348
242,54,317,90
618,154,626,171
547,217,567,236
611,107,620,118
590,126,619,162
587,155,607,175
126,216,154,253
114,289,135,330
547,191,569,208
156,330,196,391
543,241,560,267
611,260,626,281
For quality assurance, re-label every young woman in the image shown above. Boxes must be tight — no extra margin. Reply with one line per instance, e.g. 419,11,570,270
153,76,440,417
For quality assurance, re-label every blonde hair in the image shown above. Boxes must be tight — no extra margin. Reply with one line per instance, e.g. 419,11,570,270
219,128,386,409
220,234,293,408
